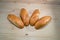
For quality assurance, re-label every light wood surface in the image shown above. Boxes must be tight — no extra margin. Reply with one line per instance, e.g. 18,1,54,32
0,2,60,40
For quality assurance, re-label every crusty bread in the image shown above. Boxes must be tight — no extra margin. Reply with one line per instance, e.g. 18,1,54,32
20,8,29,26
35,16,51,30
29,9,40,26
7,14,24,29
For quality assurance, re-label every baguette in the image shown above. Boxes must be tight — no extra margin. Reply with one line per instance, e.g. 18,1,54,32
35,16,51,29
20,8,29,26
30,9,40,26
7,14,24,29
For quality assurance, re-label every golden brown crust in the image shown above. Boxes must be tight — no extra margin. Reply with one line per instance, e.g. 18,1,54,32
20,8,29,26
35,16,52,30
29,9,40,26
7,14,24,29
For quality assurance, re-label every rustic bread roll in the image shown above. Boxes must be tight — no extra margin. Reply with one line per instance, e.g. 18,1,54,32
29,9,40,26
20,8,29,26
7,14,24,29
35,16,51,30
